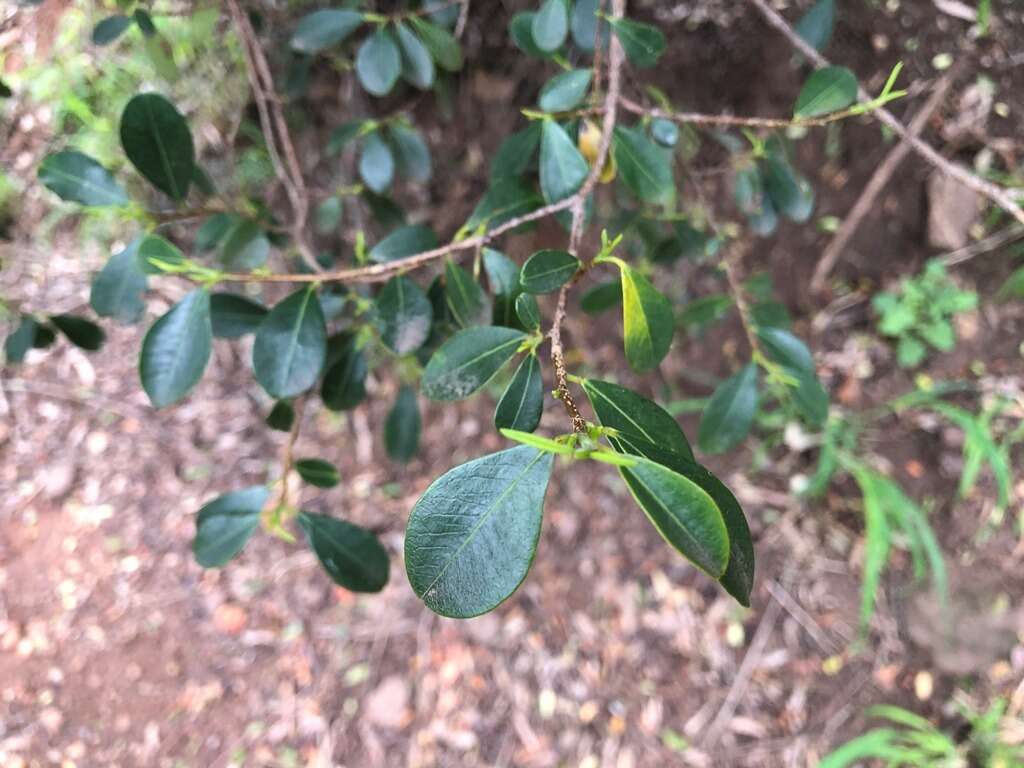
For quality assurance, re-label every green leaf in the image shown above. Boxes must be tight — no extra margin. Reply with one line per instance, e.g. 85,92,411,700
795,0,836,52
408,17,463,71
494,353,544,433
395,21,435,90
757,326,828,426
369,224,437,263
90,237,148,324
515,293,541,330
221,218,270,270
680,294,732,331
266,400,295,432
618,455,730,577
616,262,673,372
539,119,589,204
374,275,433,355
538,68,591,112
444,260,490,327
143,34,179,82
579,279,622,314
120,93,194,201
49,314,105,351
897,335,926,368
510,12,551,58
92,14,133,45
193,486,269,568
761,153,814,223
850,467,892,631
321,334,368,411
38,150,128,207
500,429,574,455
314,196,343,234
491,123,542,180
210,292,267,338
466,177,543,232
195,213,235,251
137,233,186,274
698,363,758,454
612,125,675,206
5,316,39,364
356,27,401,96
133,9,156,36
421,326,526,401
252,286,327,399
532,0,569,52
405,446,554,617
295,458,340,488
571,0,605,51
140,288,212,408
520,249,580,294
794,66,858,118
482,248,520,296
385,385,421,463
389,123,432,182
650,118,679,148
359,131,395,193
608,17,665,68
290,9,363,54
327,119,371,155
299,512,389,593
818,729,902,768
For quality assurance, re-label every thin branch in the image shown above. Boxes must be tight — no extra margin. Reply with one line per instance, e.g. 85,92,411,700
622,96,877,130
811,71,955,293
746,0,1024,228
940,222,1024,267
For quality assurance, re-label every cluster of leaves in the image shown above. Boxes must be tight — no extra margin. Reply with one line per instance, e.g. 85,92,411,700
873,260,979,368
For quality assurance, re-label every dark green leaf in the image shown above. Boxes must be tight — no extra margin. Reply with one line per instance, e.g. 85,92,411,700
359,131,395,193
482,248,520,296
761,153,814,223
491,123,542,180
120,93,194,201
252,286,327,399
612,126,675,206
321,335,368,411
538,68,591,112
374,275,433,355
444,260,490,327
421,326,526,401
290,9,363,54
757,326,829,426
795,0,835,52
571,0,606,51
466,177,543,232
369,224,437,263
140,288,212,408
221,218,270,270
266,400,295,432
210,292,267,338
579,279,622,314
49,314,105,351
327,119,371,155
395,21,435,90
137,233,186,274
299,512,389,592
356,27,401,96
520,249,580,294
314,196,343,234
405,446,554,617
5,316,38,364
295,458,340,488
38,150,128,207
608,17,665,68
389,123,432,182
0,79,11,98
385,385,421,463
698,363,758,454
650,118,679,148
195,213,235,251
539,119,588,204
533,0,568,52
515,293,541,330
193,486,269,567
618,262,673,372
92,14,133,45
408,17,463,71
510,12,551,58
133,8,156,36
90,237,148,324
794,66,858,118
495,353,543,433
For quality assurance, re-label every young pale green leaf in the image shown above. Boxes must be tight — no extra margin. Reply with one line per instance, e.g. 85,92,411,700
520,249,580,294
369,224,437,263
38,150,128,207
539,119,589,204
299,513,389,592
92,14,133,45
795,0,835,52
618,455,730,577
209,293,267,339
143,33,178,81
359,131,395,193
532,0,569,52
253,287,327,399
794,66,858,118
444,260,490,327
515,293,541,330
698,363,758,454
395,21,435,90
321,335,368,411
466,177,543,232
90,238,148,324
579,279,622,314
137,233,186,274
538,69,592,112
405,446,554,617
761,154,814,223
356,27,401,96
374,275,433,355
49,314,105,351
408,17,463,71
500,429,574,454
290,9,363,54
850,467,891,631
491,123,542,180
385,385,421,463
266,400,295,432
193,486,269,568
612,125,675,206
120,93,194,201
616,263,673,372
494,353,544,433
389,123,432,182
140,288,212,408
608,17,665,68
421,326,526,401
295,458,340,488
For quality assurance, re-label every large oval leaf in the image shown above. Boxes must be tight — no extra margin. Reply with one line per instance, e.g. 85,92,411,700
359,131,395,194
290,9,363,54
405,446,554,617
50,314,105,351
698,363,759,454
140,288,212,408
321,334,368,410
369,224,436,263
38,150,128,207
466,177,543,232
538,68,591,112
520,249,580,295
794,66,858,118
395,21,435,90
299,512,389,592
421,326,526,401
295,458,340,488
532,0,569,52
252,286,327,399
90,237,148,324
92,14,133,45
618,456,729,577
374,275,433,355
539,119,589,204
494,352,544,433
385,385,420,463
389,123,432,182
795,0,835,52
608,17,665,68
210,292,267,338
408,17,463,71
193,486,269,568
618,263,673,372
444,260,490,327
761,153,814,223
612,125,675,206
356,27,401,96
120,93,194,200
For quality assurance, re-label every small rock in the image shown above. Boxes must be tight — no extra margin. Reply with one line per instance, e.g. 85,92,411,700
364,676,410,730
927,172,981,250
212,604,247,636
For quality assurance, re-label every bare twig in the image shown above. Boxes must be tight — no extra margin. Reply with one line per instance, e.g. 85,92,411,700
746,0,1024,229
622,96,880,130
766,579,839,655
940,222,1024,266
811,72,955,293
